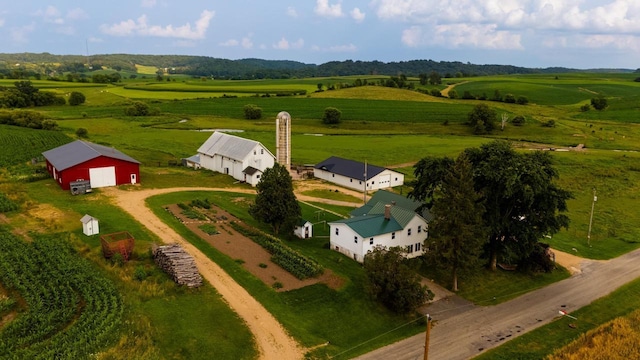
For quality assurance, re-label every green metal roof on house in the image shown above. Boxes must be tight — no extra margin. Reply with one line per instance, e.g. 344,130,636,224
331,214,403,238
350,190,429,219
367,202,416,228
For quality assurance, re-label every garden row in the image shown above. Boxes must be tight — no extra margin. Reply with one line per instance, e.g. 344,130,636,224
0,229,123,359
230,223,324,280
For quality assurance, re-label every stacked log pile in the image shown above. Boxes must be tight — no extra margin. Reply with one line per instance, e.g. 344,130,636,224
152,244,203,288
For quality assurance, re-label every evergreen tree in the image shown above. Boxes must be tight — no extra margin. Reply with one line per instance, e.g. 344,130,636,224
249,163,300,235
428,154,486,291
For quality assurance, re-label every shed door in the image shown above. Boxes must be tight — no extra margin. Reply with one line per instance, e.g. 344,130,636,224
89,166,116,188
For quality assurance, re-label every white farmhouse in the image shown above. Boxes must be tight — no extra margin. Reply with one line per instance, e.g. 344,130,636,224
313,156,404,192
329,190,430,263
197,131,276,186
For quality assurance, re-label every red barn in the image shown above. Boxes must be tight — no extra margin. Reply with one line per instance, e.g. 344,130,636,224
42,140,140,191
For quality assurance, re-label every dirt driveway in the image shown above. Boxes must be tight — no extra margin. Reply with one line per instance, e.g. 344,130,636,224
103,186,305,360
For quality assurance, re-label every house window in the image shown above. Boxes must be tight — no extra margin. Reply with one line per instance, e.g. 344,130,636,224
359,181,362,184
332,174,335,177
256,175,260,179
254,150,256,155
370,238,374,245
391,232,395,239
354,236,358,244
260,149,264,154
407,244,414,253
418,225,422,233
395,177,398,181
415,243,422,251
350,179,353,182
335,228,339,235
408,228,412,236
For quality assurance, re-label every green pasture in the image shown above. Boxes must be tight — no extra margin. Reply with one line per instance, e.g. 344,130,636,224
451,74,640,106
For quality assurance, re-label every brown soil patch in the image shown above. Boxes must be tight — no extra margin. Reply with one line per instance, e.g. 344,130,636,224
166,203,344,292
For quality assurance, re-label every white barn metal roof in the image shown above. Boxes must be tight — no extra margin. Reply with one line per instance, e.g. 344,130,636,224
197,131,273,160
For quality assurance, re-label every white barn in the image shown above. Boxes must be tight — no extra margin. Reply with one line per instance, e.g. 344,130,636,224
329,191,430,263
80,214,99,236
313,156,404,192
197,132,276,186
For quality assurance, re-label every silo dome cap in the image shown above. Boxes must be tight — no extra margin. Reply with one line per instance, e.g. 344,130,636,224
277,111,291,121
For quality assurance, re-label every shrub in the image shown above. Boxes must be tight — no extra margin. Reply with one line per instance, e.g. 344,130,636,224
76,128,88,138
243,104,262,119
580,104,591,112
41,120,59,131
133,266,148,281
542,119,556,127
504,94,516,103
511,115,526,126
68,91,86,106
591,97,608,111
430,88,442,97
516,96,529,105
124,101,151,116
322,107,342,125
462,91,475,99
448,89,458,99
467,104,497,134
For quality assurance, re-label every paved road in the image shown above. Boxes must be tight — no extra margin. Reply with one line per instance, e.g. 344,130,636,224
356,248,640,360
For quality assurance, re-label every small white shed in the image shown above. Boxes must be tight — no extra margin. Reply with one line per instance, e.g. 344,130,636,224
294,219,313,239
80,214,99,236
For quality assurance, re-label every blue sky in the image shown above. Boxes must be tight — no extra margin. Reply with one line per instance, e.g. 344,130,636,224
1,0,639,69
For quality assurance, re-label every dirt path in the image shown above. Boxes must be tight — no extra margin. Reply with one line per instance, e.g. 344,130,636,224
103,186,306,360
441,81,469,97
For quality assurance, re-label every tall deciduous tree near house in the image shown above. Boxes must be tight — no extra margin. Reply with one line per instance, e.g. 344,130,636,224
427,154,486,291
249,163,301,235
410,141,572,271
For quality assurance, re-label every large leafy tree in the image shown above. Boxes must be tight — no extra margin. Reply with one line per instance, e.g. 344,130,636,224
363,246,432,314
467,104,497,134
410,141,571,271
427,154,486,291
249,163,301,235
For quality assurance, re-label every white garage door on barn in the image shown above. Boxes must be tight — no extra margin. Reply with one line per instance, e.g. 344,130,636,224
378,174,390,187
89,166,116,188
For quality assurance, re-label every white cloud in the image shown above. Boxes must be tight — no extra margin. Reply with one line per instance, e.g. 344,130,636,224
35,5,64,24
315,0,343,18
241,37,253,49
329,43,357,52
219,35,253,49
273,37,304,50
10,23,35,43
351,8,365,23
219,39,239,47
374,0,640,51
286,7,298,18
88,36,103,43
100,10,214,39
403,23,523,50
141,0,157,8
66,8,88,21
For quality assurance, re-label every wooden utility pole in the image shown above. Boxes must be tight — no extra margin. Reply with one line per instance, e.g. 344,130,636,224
424,314,432,360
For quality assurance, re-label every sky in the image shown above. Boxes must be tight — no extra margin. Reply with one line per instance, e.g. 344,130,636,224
1,0,640,69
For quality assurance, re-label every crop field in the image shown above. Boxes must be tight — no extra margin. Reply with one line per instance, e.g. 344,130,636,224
0,125,72,167
0,229,123,359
